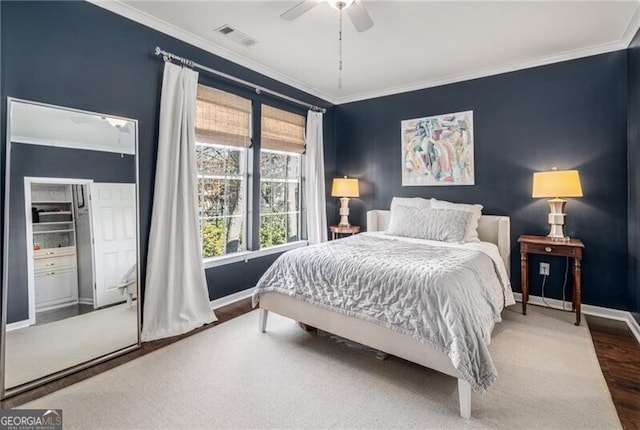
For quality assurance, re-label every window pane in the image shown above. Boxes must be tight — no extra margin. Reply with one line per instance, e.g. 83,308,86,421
286,154,300,179
259,149,301,249
286,211,299,242
201,215,244,258
260,181,286,215
198,178,244,216
260,151,286,179
196,144,244,176
260,214,286,248
286,182,299,213
196,142,246,257
260,151,300,179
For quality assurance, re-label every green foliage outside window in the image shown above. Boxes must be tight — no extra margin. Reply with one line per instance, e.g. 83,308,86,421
260,215,287,248
201,215,292,257
201,221,226,258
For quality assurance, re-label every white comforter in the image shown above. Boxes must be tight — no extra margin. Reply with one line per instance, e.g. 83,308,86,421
253,232,515,393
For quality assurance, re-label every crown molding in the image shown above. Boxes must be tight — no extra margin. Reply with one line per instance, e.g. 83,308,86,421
87,0,337,104
88,0,639,107
334,39,628,105
621,0,640,47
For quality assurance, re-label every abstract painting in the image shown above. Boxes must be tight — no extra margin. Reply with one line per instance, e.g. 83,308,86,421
401,110,474,186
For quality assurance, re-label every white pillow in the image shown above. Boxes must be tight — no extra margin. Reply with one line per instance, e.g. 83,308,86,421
430,198,483,243
390,197,431,214
386,206,470,243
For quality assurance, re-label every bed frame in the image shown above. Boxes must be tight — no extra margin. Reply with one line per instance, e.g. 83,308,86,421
258,211,510,419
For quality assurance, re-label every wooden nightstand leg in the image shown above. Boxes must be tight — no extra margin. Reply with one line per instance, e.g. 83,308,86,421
520,251,528,315
571,260,576,311
574,257,582,326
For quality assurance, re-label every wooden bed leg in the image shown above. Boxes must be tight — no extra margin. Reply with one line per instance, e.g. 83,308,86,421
259,309,269,333
457,379,471,419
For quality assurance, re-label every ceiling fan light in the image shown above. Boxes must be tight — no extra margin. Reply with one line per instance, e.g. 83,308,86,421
327,0,355,11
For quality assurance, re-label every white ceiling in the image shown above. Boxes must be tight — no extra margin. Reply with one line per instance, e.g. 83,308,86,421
100,1,640,104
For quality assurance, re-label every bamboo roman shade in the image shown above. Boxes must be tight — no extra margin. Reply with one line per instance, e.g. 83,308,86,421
261,105,306,153
195,84,252,148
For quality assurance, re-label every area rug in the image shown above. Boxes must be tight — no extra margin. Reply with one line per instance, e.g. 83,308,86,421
21,305,620,429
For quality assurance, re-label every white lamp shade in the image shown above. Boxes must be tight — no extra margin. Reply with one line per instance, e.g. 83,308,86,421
331,177,359,198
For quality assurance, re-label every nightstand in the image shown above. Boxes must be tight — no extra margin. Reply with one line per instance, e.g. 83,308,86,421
518,235,584,325
329,225,360,240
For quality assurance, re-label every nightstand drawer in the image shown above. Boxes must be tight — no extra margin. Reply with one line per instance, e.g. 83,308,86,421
520,241,582,257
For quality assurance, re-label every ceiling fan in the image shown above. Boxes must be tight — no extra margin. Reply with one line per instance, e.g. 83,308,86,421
281,0,374,33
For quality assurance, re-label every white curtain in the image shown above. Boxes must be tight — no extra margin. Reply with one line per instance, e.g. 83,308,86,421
142,62,217,341
304,110,328,244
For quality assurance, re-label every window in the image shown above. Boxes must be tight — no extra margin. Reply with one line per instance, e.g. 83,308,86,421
260,150,301,248
259,105,306,249
195,86,307,259
195,85,251,258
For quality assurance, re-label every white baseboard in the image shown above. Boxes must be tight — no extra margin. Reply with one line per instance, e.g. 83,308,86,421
210,287,255,310
6,319,33,332
513,292,640,344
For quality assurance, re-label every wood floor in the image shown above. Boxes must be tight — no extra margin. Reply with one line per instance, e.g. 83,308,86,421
586,314,640,430
2,299,639,430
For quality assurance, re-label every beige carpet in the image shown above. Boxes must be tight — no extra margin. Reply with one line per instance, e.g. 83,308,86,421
6,303,137,388
21,305,620,429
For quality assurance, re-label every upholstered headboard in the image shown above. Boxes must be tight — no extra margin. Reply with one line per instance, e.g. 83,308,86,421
366,210,511,275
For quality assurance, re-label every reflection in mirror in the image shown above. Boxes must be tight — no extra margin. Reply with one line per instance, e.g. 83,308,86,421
2,99,140,396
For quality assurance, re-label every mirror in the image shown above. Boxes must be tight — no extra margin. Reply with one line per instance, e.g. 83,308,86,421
1,98,140,396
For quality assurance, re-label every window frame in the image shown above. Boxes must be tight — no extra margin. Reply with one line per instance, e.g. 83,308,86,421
196,84,309,267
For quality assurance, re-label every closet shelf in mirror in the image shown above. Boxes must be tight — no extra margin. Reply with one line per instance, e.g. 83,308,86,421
33,221,74,225
37,211,72,215
33,229,75,234
31,201,73,204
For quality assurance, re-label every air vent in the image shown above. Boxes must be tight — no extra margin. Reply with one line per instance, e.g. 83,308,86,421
214,25,258,47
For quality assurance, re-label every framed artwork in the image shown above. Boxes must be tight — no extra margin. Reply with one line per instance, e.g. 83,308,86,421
401,110,474,186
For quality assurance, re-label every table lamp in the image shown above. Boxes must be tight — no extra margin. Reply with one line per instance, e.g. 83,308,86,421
331,176,359,227
532,167,583,240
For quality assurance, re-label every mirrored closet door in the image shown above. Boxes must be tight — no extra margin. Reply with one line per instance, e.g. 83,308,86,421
1,98,141,397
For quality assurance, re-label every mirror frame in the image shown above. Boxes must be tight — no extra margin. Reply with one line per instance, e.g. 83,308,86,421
1,97,141,399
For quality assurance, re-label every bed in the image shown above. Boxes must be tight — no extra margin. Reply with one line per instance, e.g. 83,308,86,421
253,207,513,419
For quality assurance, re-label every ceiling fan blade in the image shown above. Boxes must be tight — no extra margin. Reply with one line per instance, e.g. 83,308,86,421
346,0,374,32
280,0,322,21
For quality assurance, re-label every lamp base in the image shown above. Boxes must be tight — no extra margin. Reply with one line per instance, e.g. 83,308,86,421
338,197,351,227
546,198,569,241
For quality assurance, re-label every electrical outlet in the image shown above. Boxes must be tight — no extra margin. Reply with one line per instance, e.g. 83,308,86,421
539,262,550,276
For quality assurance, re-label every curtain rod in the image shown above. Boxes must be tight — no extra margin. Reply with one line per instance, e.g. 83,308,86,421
154,47,326,114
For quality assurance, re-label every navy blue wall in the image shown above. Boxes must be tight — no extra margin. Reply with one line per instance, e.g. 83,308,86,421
629,28,640,322
0,1,336,323
335,52,630,310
